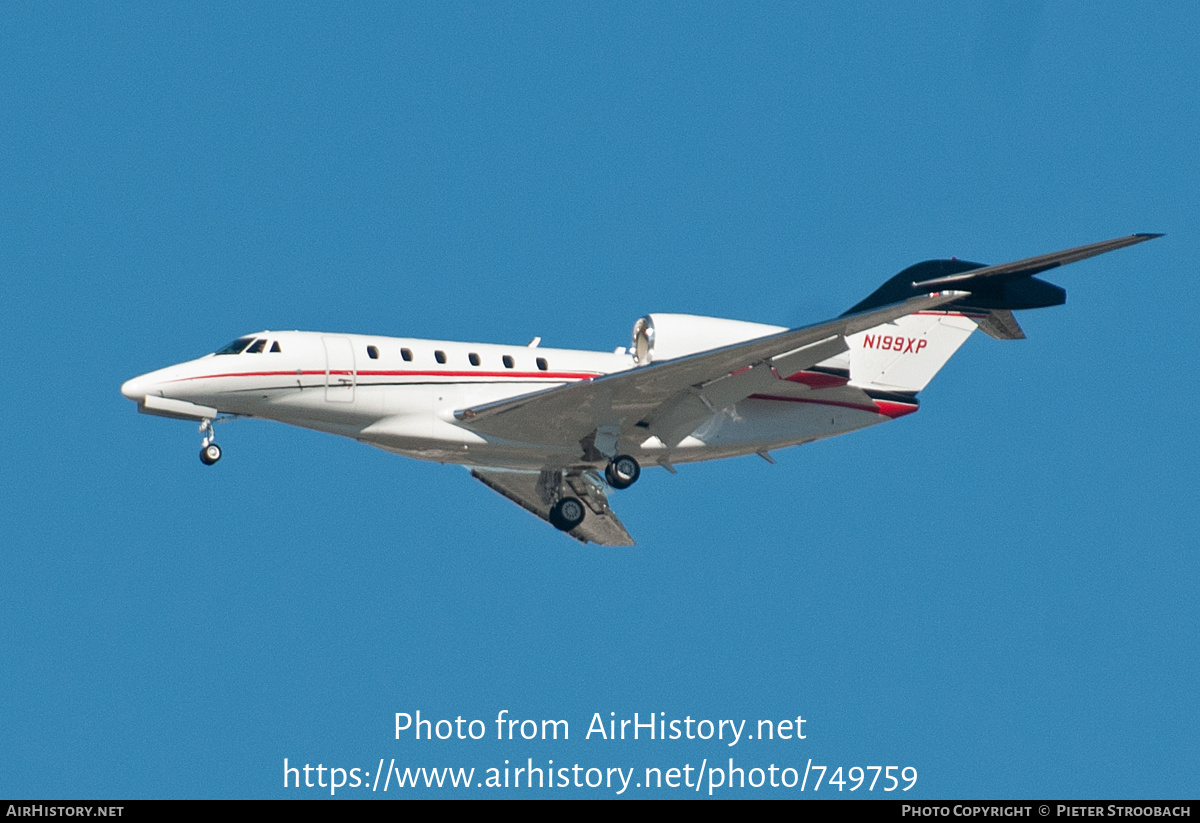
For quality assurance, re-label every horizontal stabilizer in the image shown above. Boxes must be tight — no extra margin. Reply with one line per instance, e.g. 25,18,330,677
845,233,1162,316
911,234,1162,288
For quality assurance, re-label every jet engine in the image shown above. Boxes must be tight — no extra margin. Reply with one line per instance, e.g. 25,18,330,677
631,313,787,364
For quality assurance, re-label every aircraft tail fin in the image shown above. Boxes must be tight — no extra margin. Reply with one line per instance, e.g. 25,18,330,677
844,311,980,394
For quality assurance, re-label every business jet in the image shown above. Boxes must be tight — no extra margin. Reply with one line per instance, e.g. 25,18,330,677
121,234,1159,545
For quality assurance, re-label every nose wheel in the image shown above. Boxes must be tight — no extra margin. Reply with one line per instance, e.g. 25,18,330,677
198,419,222,466
605,454,640,489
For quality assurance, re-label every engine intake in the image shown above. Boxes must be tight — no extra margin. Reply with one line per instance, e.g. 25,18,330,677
631,313,787,364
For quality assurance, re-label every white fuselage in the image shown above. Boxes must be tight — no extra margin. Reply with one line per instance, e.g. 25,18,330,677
121,330,902,470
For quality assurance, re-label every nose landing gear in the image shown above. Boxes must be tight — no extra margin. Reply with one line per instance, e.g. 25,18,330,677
198,419,222,465
605,454,640,489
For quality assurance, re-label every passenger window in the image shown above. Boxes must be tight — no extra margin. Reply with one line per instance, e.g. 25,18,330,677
503,355,514,369
469,353,481,366
367,345,379,360
435,350,446,364
536,357,548,371
401,348,413,362
270,341,281,353
246,339,266,354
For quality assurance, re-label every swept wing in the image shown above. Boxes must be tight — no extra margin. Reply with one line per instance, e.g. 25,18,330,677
455,290,968,450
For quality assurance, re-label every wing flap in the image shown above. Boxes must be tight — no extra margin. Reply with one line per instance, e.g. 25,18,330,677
640,387,712,450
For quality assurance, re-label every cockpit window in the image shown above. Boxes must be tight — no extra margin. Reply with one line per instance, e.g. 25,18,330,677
214,336,255,355
270,341,282,353
246,339,266,354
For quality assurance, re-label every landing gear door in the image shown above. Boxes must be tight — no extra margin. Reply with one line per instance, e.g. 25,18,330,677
322,336,356,403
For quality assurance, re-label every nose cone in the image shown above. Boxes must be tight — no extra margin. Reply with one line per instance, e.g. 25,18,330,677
121,375,149,402
122,362,192,404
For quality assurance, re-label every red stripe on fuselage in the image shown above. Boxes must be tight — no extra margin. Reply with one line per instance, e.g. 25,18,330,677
169,369,601,383
750,393,918,419
783,370,849,389
870,400,919,419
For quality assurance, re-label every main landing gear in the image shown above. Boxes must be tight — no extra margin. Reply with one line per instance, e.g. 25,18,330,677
605,454,640,490
546,456,639,534
198,419,222,466
549,497,585,531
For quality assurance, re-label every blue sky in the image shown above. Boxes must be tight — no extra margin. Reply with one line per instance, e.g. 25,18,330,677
2,2,1196,799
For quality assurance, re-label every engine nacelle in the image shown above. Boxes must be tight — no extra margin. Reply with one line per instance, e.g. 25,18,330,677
631,313,787,364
